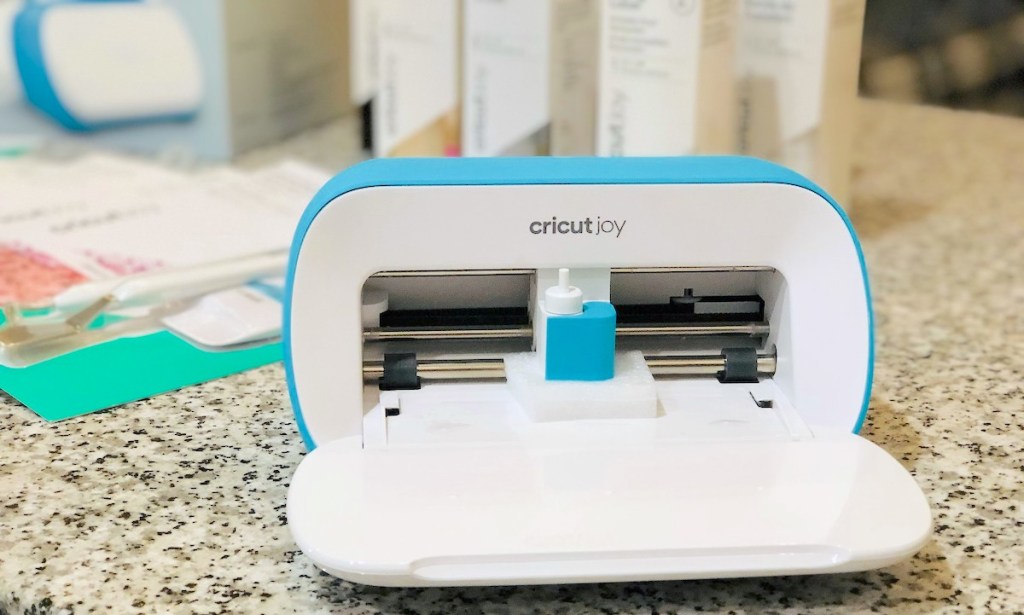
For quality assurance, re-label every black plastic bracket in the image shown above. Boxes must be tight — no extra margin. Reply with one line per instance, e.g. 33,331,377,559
717,347,759,384
379,352,422,391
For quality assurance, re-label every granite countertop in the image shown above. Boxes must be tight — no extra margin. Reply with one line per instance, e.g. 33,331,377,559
1,101,1022,614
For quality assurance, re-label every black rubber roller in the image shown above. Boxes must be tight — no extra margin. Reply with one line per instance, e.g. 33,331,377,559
717,347,760,384
379,352,422,391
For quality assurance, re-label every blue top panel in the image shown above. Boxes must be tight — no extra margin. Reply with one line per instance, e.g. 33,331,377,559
284,156,874,448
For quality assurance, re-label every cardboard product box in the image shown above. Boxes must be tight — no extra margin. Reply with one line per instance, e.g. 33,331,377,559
221,0,352,155
374,0,461,157
0,0,352,161
462,0,550,157
548,0,600,156
596,0,738,156
349,0,378,152
736,0,866,205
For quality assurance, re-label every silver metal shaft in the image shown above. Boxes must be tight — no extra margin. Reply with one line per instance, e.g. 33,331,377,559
364,322,770,342
363,352,776,382
369,266,775,278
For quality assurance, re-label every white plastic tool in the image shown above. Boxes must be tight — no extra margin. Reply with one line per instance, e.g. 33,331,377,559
544,268,583,315
51,252,288,314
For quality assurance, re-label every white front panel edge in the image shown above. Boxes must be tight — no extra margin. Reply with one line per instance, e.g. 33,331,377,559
289,182,870,446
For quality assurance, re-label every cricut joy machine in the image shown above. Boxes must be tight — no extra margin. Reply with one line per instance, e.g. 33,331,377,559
284,157,930,587
13,0,202,131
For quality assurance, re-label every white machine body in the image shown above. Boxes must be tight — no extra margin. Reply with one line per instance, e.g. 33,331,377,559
284,157,930,586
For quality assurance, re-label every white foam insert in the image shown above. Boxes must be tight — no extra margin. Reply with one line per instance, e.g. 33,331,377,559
505,350,657,422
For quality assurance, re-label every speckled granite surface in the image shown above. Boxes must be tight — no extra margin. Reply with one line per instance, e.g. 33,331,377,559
1,101,1022,614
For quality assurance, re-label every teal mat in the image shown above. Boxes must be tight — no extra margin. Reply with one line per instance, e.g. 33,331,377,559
0,329,281,421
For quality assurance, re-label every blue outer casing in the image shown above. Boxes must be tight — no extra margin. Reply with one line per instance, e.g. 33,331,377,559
545,302,617,381
13,0,197,132
284,156,875,449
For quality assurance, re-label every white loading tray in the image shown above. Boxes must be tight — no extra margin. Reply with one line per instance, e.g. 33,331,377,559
288,405,931,587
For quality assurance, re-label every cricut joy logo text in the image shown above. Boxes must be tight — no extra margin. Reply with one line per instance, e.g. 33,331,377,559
529,217,628,238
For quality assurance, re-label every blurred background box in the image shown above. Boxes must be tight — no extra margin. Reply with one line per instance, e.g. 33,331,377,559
221,0,352,155
596,0,738,156
0,0,352,161
462,0,550,157
349,0,378,152
373,0,461,157
548,0,600,156
736,0,865,205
